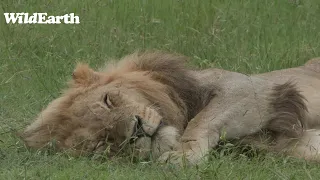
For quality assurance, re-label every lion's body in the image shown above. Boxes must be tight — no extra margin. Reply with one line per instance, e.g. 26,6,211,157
172,62,320,163
255,62,320,129
21,52,320,164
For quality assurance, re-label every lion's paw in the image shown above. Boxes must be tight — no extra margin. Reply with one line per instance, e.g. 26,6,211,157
158,150,203,166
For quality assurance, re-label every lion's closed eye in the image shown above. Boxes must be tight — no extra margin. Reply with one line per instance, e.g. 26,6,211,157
104,94,114,109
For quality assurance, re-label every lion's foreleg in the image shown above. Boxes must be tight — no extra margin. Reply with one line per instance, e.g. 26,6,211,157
159,94,271,165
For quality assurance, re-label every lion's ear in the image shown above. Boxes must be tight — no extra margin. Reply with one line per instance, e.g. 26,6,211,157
70,63,100,87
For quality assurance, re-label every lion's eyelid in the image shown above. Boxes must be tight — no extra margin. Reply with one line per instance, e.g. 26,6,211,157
104,94,114,109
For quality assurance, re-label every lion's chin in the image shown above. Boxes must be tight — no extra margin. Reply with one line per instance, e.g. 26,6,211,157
128,126,180,160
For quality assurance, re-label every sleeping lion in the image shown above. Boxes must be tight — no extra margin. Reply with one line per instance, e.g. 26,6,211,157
21,51,320,165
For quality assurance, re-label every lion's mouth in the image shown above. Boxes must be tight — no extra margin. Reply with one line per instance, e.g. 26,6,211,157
94,140,106,152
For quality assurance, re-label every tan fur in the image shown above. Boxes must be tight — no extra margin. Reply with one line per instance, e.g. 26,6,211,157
20,52,320,164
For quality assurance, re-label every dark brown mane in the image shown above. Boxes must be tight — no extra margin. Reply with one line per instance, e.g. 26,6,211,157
124,51,215,121
267,81,307,138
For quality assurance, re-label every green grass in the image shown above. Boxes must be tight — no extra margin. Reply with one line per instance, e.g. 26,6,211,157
1,0,320,179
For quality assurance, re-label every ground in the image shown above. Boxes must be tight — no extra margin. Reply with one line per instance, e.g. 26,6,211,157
1,0,320,179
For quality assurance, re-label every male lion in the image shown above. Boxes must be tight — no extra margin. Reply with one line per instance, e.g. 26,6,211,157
21,52,320,165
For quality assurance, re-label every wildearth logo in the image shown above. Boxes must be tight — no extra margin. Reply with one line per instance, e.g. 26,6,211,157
4,13,80,24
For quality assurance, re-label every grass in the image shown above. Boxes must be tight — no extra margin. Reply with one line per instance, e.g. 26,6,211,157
1,0,320,179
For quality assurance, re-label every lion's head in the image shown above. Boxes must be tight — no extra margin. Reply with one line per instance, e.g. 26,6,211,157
21,52,214,159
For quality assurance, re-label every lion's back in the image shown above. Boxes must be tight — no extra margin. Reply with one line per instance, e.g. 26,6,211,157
305,57,320,73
